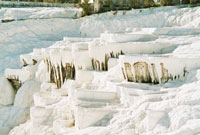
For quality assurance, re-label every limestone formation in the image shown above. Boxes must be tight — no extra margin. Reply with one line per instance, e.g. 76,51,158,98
46,60,75,88
151,63,159,84
121,60,192,84
22,59,28,67
124,63,134,82
7,76,22,91
160,63,169,83
133,62,152,83
91,50,124,71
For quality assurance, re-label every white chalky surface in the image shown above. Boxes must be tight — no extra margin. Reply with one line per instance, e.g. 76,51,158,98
0,6,200,135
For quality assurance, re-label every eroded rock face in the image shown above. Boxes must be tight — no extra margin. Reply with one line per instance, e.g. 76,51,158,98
22,59,28,67
160,63,169,83
134,62,152,83
151,63,159,84
124,63,134,82
5,67,36,91
91,50,124,71
0,77,15,106
7,76,22,91
45,59,75,88
123,62,180,84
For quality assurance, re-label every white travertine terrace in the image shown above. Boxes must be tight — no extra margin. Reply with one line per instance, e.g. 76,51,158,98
119,54,200,84
5,28,200,135
1,6,200,135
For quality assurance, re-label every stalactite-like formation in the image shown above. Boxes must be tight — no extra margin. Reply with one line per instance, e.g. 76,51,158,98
183,67,188,77
61,62,66,84
160,63,169,83
7,75,22,91
56,65,62,88
33,59,37,65
124,63,134,82
105,54,109,71
123,62,182,84
22,59,28,67
45,59,75,88
151,63,159,84
91,50,124,71
134,62,152,83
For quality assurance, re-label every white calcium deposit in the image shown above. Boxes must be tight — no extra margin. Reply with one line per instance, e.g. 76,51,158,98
0,5,200,135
